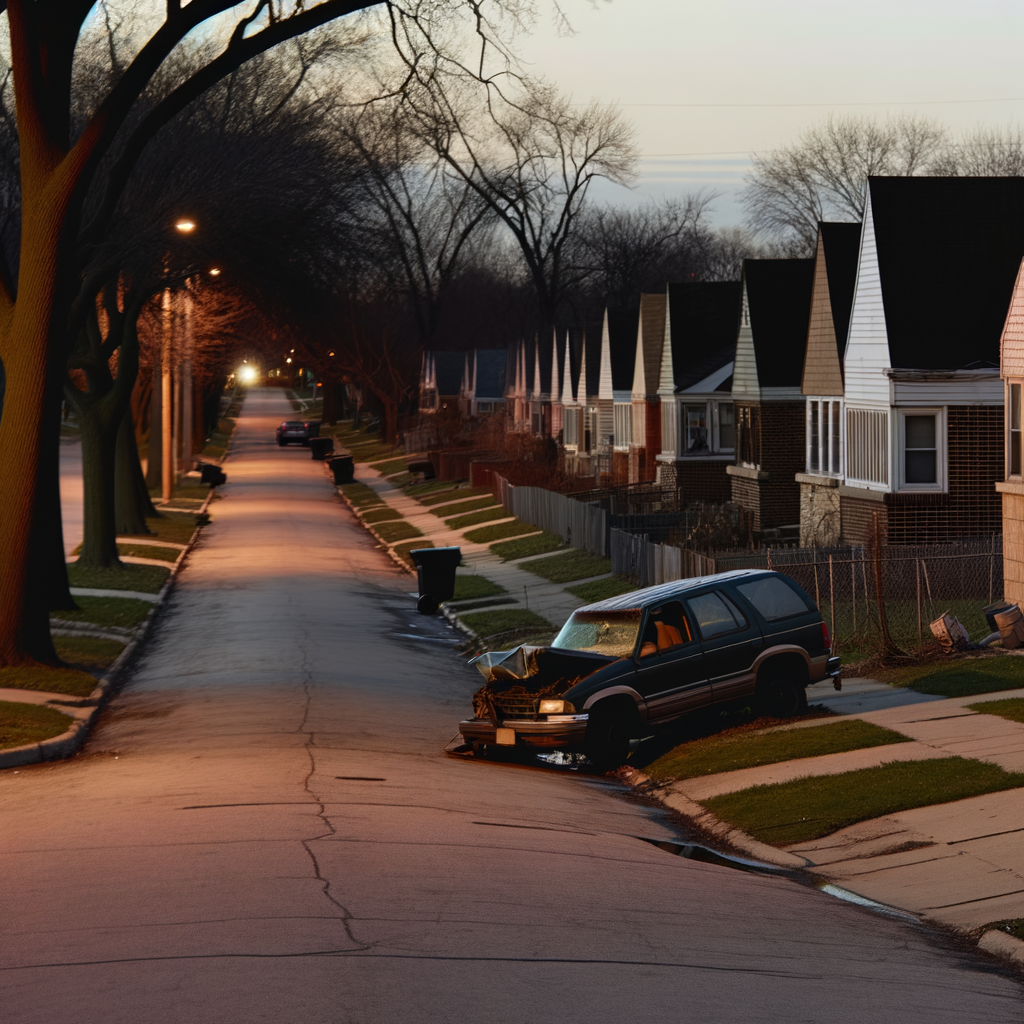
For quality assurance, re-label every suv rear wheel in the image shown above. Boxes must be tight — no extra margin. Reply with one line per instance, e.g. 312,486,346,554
584,702,632,770
754,665,808,718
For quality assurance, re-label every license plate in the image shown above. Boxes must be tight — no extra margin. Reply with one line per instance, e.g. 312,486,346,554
495,728,516,746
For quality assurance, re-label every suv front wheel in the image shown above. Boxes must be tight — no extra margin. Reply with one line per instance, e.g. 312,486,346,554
584,702,632,770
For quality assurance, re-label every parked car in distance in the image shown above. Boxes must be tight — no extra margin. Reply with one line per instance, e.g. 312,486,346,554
460,569,841,768
276,420,317,446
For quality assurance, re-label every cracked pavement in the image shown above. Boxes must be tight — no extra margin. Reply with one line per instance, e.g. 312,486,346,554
2,389,1023,1022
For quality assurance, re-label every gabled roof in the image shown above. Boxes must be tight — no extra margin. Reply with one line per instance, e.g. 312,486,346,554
533,330,554,397
474,349,507,400
744,260,815,387
428,351,465,395
578,322,603,399
634,292,667,396
664,282,743,392
607,307,640,392
551,327,567,401
820,222,861,358
869,176,1024,370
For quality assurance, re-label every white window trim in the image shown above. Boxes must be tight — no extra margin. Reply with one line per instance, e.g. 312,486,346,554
713,399,735,454
805,397,844,478
613,402,632,452
674,398,736,458
896,406,946,493
1008,381,1022,479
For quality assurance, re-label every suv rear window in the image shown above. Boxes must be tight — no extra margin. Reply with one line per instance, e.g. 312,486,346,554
687,591,746,638
735,576,813,622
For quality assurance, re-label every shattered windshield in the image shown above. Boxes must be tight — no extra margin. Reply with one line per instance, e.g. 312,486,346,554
552,610,642,658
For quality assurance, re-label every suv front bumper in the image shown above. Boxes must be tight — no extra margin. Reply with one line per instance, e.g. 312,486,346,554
459,714,589,749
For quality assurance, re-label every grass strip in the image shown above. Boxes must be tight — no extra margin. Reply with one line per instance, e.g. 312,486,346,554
704,757,1024,846
431,496,499,518
52,596,153,629
404,479,466,497
464,520,539,544
340,483,384,507
123,512,199,545
460,609,552,639
0,700,74,751
966,697,1024,724
566,577,636,603
646,720,911,783
368,456,409,475
415,485,487,505
490,532,564,561
0,666,98,697
392,540,434,567
453,575,506,600
446,506,511,530
118,544,180,562
68,562,170,594
519,549,612,583
54,636,126,670
360,507,404,525
372,520,423,544
883,656,1024,698
385,472,415,487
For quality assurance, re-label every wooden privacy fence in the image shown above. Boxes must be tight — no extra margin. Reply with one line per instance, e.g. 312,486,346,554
492,474,607,556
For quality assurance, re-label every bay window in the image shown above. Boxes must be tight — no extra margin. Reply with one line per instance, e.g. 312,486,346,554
806,399,842,476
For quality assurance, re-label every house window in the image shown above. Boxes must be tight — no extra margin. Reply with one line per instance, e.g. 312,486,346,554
1010,382,1021,477
477,401,492,414
806,399,843,477
684,405,709,454
614,403,632,450
846,408,888,486
898,409,944,491
564,408,578,448
717,402,735,450
737,405,760,467
661,401,677,457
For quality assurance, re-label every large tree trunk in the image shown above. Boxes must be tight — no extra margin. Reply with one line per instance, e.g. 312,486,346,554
145,360,162,488
115,407,157,535
77,396,122,568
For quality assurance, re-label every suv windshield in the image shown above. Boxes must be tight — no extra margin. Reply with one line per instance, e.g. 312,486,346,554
552,610,641,658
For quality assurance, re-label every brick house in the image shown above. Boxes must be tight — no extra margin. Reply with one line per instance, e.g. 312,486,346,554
562,323,602,477
999,258,1024,604
829,177,1024,546
629,292,667,483
605,307,640,484
795,222,862,546
656,282,742,501
549,327,567,441
729,259,815,536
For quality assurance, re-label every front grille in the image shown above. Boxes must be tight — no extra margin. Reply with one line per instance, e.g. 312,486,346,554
491,693,540,721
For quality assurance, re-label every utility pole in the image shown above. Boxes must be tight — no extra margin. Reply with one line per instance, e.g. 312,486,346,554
181,282,194,477
161,284,173,502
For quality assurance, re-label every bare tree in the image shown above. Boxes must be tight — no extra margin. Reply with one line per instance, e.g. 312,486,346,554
742,114,948,253
930,124,1024,177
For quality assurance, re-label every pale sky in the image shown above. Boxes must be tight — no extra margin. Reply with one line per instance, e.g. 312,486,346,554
513,0,1024,226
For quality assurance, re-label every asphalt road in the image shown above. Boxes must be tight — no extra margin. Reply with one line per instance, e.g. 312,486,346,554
3,389,1022,1023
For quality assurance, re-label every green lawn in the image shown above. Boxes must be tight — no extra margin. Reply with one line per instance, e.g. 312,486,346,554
54,636,126,670
446,506,510,530
51,593,151,630
646,720,910,782
0,700,74,751
392,540,434,567
122,512,199,545
369,456,409,475
373,520,423,544
881,655,1024,698
464,520,539,543
519,549,612,584
417,486,490,506
966,697,1024,724
704,757,1024,846
405,480,467,497
460,608,552,640
67,562,170,594
0,666,99,697
490,532,564,561
360,506,404,524
430,496,499,518
340,483,385,507
452,575,506,600
51,596,153,629
118,544,180,562
566,577,637,603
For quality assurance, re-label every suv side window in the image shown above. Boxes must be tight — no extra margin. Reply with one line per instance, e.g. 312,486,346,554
638,601,694,657
735,577,814,622
687,591,747,639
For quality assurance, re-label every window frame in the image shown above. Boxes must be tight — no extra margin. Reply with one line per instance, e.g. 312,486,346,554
845,406,889,489
613,402,632,452
805,398,843,478
897,407,945,493
1008,381,1022,479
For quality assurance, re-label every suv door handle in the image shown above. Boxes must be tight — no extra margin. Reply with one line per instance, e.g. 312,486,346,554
751,637,764,647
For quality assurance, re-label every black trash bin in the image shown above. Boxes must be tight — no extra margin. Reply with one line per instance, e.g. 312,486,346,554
309,436,334,461
410,546,462,614
327,453,354,484
198,462,227,486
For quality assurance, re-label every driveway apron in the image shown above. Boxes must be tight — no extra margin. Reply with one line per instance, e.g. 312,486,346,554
2,389,1022,1023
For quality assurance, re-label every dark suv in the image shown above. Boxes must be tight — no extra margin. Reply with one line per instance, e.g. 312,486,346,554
459,569,841,767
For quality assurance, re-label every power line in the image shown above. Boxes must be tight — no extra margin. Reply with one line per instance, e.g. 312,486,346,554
619,97,1024,109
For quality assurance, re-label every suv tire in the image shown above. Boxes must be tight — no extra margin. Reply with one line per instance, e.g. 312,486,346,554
755,667,808,718
584,704,631,770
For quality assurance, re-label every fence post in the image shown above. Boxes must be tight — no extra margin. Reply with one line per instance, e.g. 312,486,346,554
916,558,922,640
852,558,857,632
829,554,835,645
871,511,899,656
813,558,820,607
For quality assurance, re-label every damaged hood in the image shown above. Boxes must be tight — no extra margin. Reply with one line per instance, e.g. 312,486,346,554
470,645,615,691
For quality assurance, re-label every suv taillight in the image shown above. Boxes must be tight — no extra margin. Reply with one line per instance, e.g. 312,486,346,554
821,620,831,652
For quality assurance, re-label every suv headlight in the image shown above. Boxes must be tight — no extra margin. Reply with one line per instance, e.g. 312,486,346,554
538,699,575,715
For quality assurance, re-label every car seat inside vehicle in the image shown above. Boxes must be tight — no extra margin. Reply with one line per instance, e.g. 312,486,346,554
640,602,692,656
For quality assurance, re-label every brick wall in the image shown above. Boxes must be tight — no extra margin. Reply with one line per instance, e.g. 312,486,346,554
729,474,762,530
657,460,732,504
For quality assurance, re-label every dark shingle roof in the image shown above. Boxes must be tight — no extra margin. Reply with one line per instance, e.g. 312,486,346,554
583,321,603,398
818,221,861,360
534,330,553,395
744,259,815,388
869,176,1024,370
607,307,640,391
552,327,567,398
475,349,507,400
666,282,743,391
432,351,465,396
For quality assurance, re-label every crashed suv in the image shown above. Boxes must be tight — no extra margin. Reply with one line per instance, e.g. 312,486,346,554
459,569,841,768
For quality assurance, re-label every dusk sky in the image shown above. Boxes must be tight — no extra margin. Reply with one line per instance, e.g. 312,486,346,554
514,0,1024,225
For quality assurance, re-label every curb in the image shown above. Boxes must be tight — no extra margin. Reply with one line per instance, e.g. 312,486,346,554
978,930,1024,966
335,481,418,577
0,487,217,770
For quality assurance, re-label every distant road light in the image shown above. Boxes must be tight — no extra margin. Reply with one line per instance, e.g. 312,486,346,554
209,267,221,276
175,219,196,233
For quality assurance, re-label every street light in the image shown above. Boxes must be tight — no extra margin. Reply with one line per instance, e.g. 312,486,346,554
175,219,196,233
209,267,221,276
